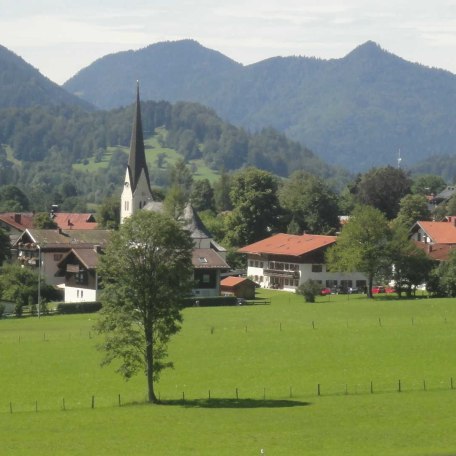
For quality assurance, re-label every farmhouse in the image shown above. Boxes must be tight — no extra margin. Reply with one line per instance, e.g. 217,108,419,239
119,83,229,297
238,233,367,292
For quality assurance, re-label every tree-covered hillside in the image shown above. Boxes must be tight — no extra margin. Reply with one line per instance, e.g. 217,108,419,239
0,45,92,110
0,100,349,210
64,40,456,172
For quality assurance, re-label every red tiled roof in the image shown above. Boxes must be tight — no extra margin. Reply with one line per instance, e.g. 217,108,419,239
53,213,98,230
416,221,456,244
238,233,336,256
0,212,34,231
221,276,251,287
414,241,455,262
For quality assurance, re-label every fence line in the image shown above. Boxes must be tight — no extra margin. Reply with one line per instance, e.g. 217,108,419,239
3,376,456,415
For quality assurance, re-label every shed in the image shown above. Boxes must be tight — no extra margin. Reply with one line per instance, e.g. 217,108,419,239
220,276,257,299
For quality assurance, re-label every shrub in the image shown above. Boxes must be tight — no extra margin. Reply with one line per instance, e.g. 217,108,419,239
296,279,322,303
55,302,102,314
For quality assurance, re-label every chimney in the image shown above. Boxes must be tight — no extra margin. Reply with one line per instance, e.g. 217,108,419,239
14,213,21,224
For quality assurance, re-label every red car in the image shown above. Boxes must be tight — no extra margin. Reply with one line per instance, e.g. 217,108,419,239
320,287,332,296
371,286,385,294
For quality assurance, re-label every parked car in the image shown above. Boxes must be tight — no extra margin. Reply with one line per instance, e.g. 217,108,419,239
371,286,386,294
320,287,332,296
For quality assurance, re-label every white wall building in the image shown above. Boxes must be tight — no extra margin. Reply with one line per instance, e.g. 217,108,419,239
239,233,367,292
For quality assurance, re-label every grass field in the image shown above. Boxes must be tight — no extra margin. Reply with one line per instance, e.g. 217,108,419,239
2,290,456,455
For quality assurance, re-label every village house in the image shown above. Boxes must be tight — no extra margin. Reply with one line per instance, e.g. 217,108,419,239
238,233,367,292
56,247,101,302
12,228,111,287
410,219,456,261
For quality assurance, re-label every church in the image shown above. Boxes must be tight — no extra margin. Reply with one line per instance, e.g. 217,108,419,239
120,84,230,297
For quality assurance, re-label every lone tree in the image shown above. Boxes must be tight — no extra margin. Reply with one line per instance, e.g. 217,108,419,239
96,210,194,403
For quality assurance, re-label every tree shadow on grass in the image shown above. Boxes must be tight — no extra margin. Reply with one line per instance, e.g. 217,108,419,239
156,398,311,409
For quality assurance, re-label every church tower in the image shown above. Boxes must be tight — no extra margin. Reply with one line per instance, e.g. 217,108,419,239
120,82,153,223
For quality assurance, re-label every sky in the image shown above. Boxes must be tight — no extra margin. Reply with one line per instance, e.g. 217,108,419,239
1,0,456,84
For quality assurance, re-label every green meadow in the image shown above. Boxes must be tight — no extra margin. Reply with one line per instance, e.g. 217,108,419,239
2,290,456,455
72,133,220,183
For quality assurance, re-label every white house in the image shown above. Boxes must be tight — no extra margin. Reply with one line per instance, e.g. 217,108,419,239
238,233,367,292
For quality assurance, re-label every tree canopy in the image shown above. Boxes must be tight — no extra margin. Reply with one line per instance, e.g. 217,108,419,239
279,171,340,235
326,205,392,298
95,210,194,403
351,166,412,219
223,167,282,247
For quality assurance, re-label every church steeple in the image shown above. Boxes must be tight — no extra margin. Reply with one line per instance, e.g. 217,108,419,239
120,82,153,223
127,81,152,194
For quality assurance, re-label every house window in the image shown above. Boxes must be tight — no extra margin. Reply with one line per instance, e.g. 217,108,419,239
254,261,258,267
312,264,323,273
260,262,263,268
76,271,87,285
326,280,338,288
356,280,367,289
202,274,210,283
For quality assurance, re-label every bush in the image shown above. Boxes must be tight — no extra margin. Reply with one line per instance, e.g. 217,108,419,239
296,279,322,303
55,302,102,314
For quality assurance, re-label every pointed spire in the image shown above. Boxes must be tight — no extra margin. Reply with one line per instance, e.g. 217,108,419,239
127,81,151,193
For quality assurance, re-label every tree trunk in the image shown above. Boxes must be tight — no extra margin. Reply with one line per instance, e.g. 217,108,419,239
367,274,374,298
145,325,158,403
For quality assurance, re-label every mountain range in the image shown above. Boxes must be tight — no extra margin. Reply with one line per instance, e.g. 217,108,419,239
0,40,455,175
63,39,456,172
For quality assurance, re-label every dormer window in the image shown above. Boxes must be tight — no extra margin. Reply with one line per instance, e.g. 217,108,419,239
198,257,208,263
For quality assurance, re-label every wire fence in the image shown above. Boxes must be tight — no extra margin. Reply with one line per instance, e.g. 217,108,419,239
4,376,456,415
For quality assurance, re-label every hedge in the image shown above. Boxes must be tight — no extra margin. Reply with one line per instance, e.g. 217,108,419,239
55,302,102,314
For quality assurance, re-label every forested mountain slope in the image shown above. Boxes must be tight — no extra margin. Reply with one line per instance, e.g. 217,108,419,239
0,45,92,110
64,40,456,171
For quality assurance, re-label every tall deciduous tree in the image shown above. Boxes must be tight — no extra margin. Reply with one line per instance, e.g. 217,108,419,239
224,167,281,247
352,166,412,219
279,171,340,234
393,194,432,230
96,210,194,403
326,205,391,298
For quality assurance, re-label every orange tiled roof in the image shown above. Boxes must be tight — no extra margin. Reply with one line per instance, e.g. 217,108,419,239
238,233,336,256
221,276,250,287
53,213,98,230
416,221,456,244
